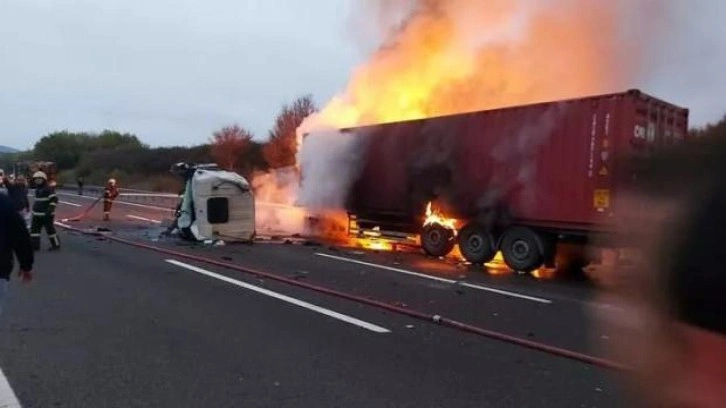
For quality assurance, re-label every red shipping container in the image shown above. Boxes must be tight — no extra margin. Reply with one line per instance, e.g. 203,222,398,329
344,90,688,268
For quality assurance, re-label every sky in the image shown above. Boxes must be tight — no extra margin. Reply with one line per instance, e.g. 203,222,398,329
1,0,725,150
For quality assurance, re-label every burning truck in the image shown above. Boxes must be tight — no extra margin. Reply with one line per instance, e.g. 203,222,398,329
306,90,688,273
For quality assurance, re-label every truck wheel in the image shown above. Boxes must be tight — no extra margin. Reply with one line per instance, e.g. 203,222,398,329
458,223,496,264
421,224,456,257
500,226,545,272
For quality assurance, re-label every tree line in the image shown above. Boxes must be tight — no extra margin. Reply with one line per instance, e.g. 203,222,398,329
0,95,316,191
1,102,724,191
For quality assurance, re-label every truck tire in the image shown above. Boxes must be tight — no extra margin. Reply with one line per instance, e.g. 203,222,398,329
457,223,496,264
500,226,545,272
421,224,456,257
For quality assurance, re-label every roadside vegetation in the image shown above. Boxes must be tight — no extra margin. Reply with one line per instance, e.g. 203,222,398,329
1,102,723,192
0,95,316,191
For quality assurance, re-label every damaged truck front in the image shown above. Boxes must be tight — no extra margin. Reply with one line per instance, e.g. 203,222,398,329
170,162,255,243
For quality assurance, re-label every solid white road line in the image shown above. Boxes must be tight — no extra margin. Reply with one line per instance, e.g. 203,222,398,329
315,253,553,305
457,282,552,303
0,367,21,408
165,259,391,334
126,214,162,224
319,253,453,283
59,201,82,207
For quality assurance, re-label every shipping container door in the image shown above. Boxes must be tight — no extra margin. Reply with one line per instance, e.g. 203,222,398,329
587,95,630,225
511,101,594,227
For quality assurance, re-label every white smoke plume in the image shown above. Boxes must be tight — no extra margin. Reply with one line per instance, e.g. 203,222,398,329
252,167,308,236
296,128,368,210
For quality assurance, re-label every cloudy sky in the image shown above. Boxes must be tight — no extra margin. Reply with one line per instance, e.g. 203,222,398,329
1,0,724,150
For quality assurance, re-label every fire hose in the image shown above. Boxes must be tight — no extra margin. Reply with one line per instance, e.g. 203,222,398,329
56,222,629,372
61,195,103,222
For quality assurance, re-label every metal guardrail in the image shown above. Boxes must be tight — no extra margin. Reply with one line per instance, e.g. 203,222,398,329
59,184,176,194
58,185,180,210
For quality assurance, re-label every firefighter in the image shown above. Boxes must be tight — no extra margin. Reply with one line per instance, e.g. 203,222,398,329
103,178,119,221
30,171,60,251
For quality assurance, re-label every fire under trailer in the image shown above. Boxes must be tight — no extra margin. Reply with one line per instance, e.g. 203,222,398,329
340,89,689,272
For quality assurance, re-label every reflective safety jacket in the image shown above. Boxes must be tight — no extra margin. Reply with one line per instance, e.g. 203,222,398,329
32,184,58,217
104,184,119,201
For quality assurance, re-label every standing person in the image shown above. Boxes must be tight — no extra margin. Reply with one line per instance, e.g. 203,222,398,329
77,176,84,196
103,178,119,221
0,170,6,196
15,175,30,228
30,171,60,251
0,193,33,317
15,176,30,215
2,175,30,215
0,173,10,196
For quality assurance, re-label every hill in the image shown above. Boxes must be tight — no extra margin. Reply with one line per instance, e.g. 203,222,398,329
0,145,18,153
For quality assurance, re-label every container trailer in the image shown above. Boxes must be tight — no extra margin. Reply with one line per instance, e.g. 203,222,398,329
341,89,689,272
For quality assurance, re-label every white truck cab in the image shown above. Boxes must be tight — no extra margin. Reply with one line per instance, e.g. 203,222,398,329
172,163,255,242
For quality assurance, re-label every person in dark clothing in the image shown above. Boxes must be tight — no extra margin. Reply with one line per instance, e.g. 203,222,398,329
77,176,84,196
30,171,60,251
0,171,6,196
0,193,34,316
16,176,30,213
2,175,30,214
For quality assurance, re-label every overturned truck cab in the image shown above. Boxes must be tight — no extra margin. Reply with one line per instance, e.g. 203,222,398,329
171,162,255,242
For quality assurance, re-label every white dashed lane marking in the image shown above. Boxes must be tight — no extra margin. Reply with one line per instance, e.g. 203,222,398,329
315,253,553,304
166,259,390,334
0,366,21,407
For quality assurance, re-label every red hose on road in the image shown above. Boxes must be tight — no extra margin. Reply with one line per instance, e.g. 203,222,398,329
62,195,103,222
57,223,629,372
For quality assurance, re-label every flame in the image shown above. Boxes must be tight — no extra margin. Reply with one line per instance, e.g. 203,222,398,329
532,267,557,280
290,0,669,266
482,251,511,276
483,251,557,279
356,238,394,252
423,201,457,231
290,0,667,238
300,0,663,134
355,225,394,251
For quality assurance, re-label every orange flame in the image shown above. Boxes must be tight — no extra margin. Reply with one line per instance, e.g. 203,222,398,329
531,267,557,280
300,0,662,134
484,251,557,279
292,0,668,265
356,238,394,252
423,202,457,231
484,252,511,276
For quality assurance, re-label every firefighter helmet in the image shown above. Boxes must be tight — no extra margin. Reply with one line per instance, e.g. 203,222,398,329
108,178,116,185
33,171,48,180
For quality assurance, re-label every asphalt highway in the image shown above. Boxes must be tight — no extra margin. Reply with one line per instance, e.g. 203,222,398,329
0,191,627,407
